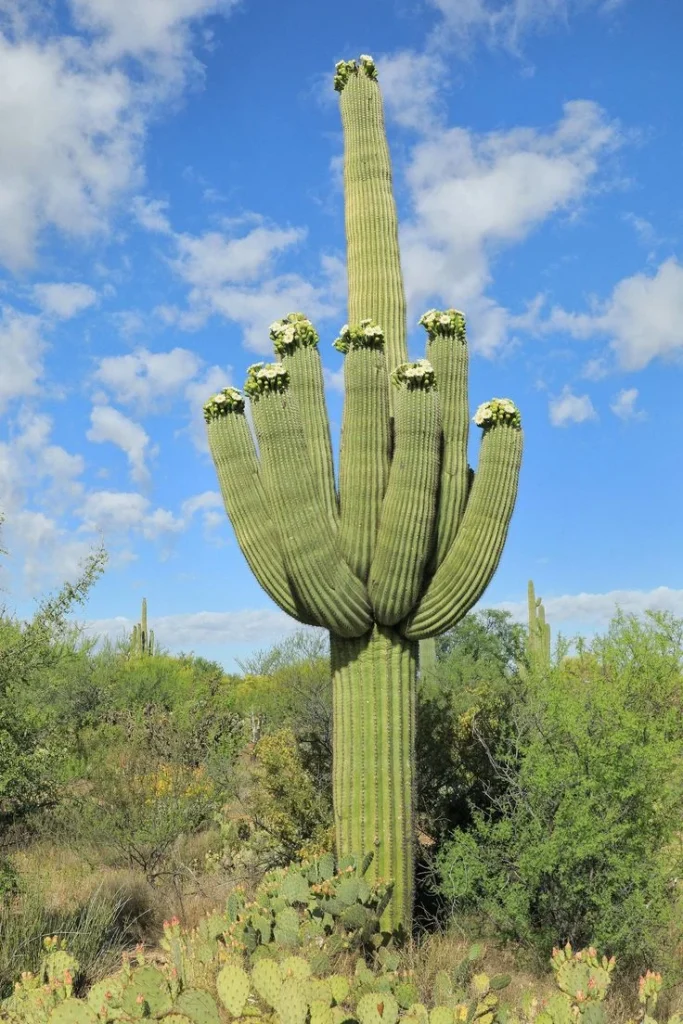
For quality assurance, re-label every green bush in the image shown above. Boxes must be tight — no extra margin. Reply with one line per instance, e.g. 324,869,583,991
435,611,683,969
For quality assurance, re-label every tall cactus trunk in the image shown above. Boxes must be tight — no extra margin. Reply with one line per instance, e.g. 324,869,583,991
331,625,417,933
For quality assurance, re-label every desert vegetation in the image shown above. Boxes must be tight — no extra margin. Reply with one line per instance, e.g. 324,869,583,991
1,50,682,1024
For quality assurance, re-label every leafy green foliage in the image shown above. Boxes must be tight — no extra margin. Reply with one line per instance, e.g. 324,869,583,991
217,729,333,876
0,547,107,837
417,610,526,843
436,612,683,967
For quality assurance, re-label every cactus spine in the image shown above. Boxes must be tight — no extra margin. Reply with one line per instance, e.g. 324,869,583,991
527,580,551,667
205,55,523,932
131,597,155,657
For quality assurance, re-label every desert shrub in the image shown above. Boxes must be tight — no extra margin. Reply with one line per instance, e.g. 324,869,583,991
60,747,217,885
218,729,332,877
416,609,526,845
0,549,106,838
436,611,683,969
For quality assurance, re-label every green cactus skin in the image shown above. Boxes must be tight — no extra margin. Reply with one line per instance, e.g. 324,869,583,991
357,993,400,1024
340,64,407,380
272,316,339,531
527,580,551,667
422,311,470,565
130,597,156,657
216,963,251,1017
402,419,523,639
248,366,372,638
337,336,391,582
206,56,523,933
48,1000,98,1024
173,990,221,1024
331,626,417,933
252,959,282,1009
369,362,441,625
206,394,306,621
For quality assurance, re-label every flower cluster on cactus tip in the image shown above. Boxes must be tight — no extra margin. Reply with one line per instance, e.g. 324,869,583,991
203,386,245,422
391,359,437,391
244,361,290,399
269,312,320,355
333,318,385,353
473,397,521,429
418,308,467,341
334,54,378,91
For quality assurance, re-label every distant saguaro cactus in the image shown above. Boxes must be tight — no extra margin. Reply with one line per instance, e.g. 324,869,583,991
527,580,551,668
131,597,155,658
204,55,523,931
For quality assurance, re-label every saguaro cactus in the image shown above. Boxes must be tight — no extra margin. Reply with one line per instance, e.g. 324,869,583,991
131,597,155,657
527,580,551,667
204,55,523,932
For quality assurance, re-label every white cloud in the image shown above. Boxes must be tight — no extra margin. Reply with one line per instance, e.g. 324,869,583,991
546,258,683,371
0,34,140,270
496,585,683,629
400,100,620,354
0,409,85,516
94,346,203,408
131,195,172,234
84,608,299,648
86,404,155,483
549,385,597,426
78,489,184,539
0,0,240,270
0,307,46,411
581,357,609,380
181,490,226,537
5,509,96,594
32,282,97,319
173,225,306,289
324,367,345,394
610,386,643,421
378,50,448,131
164,221,341,353
69,0,239,64
429,0,625,51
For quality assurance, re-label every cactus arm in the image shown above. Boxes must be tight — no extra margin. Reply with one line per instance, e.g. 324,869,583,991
141,597,148,652
331,625,417,933
402,405,523,639
336,323,391,582
271,315,339,530
205,388,305,621
369,361,441,625
247,363,372,638
337,57,407,376
421,310,471,568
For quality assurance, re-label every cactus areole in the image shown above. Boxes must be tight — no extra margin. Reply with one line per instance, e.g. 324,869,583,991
205,56,523,933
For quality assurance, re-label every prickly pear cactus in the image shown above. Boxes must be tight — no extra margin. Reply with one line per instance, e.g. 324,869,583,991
551,945,614,1005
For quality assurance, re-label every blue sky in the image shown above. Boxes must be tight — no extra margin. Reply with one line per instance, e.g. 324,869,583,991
0,0,682,668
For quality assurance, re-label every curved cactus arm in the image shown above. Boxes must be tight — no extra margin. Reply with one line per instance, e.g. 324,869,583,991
420,309,471,568
369,361,441,626
337,56,407,377
205,386,306,622
246,362,373,638
336,322,391,582
401,400,523,640
270,314,339,530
